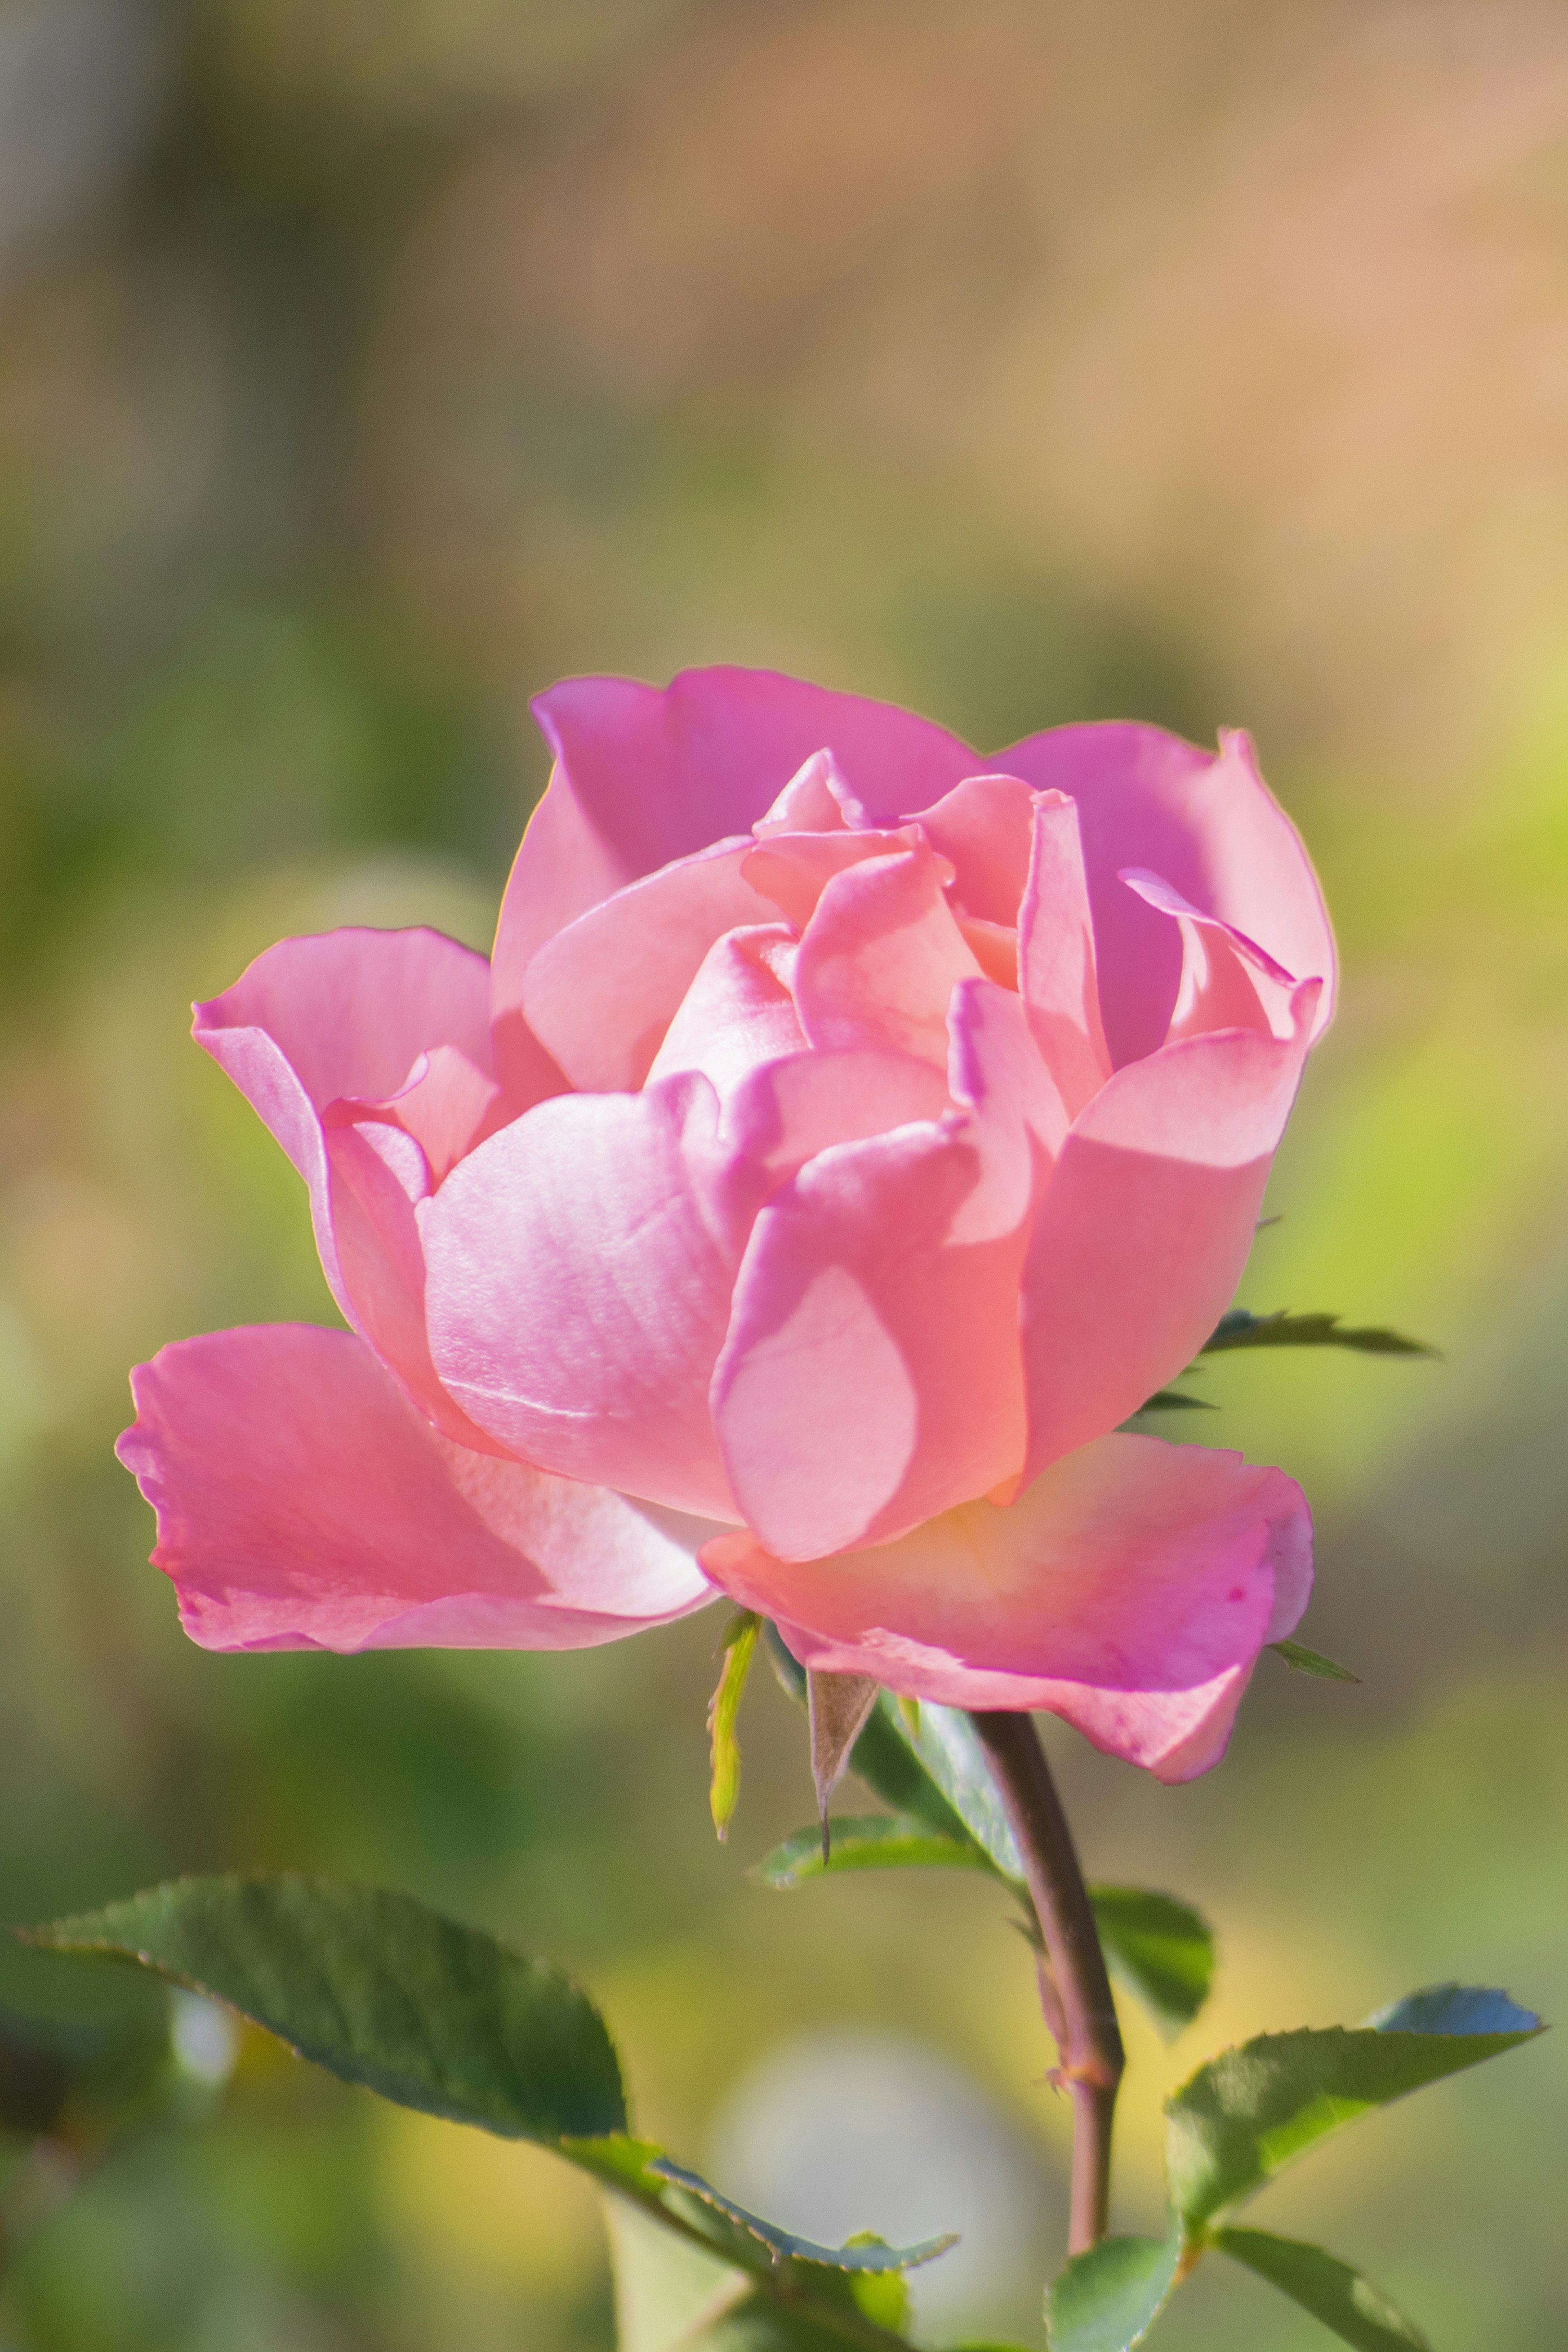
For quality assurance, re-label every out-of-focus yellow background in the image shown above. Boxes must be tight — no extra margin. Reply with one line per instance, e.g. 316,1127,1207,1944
1,2,1566,2345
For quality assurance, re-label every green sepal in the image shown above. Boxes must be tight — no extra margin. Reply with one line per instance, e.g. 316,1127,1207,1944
1268,1639,1360,1682
1044,2226,1183,2351
750,1817,999,1889
1201,1310,1434,1358
709,1611,763,1840
1088,1889,1214,2041
1164,1984,1544,2227
1213,2227,1431,2351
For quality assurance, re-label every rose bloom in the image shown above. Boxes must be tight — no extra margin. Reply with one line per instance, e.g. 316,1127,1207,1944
121,668,1334,1780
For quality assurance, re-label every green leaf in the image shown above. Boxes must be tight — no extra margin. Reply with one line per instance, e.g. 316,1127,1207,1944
709,1612,763,1840
1201,1311,1434,1358
24,1875,626,2142
1268,1639,1361,1683
1089,1889,1215,2040
644,2158,955,2276
1129,1389,1216,1414
1214,2229,1430,2351
751,1817,999,1890
1045,2229,1182,2352
1164,1984,1544,2227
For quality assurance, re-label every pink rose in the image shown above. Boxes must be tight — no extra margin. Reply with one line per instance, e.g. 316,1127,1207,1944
120,667,1333,1780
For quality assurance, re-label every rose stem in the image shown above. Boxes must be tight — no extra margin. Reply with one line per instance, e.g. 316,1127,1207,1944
968,1709,1124,2256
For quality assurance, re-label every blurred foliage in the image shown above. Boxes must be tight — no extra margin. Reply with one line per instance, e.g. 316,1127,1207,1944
1,1,1567,2347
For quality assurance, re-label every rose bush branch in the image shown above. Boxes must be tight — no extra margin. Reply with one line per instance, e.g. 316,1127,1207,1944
970,1710,1124,2254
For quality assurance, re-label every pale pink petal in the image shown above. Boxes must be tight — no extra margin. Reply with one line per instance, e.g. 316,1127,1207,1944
326,1045,506,1187
713,1116,1027,1561
521,839,775,1091
646,925,807,1100
720,1048,953,1195
1018,978,1323,1482
792,843,983,1070
905,772,1036,923
945,977,1069,1242
702,1434,1312,1782
1018,791,1113,1119
996,722,1336,1066
753,749,866,835
119,1325,719,1653
742,825,927,930
1118,868,1298,1043
423,1073,749,1520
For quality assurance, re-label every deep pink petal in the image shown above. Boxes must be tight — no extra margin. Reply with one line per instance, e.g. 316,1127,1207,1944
1018,792,1113,1119
1018,979,1323,1482
119,1326,719,1653
996,722,1336,1067
198,927,494,1113
792,842,982,1070
905,772,1036,924
702,1433,1312,1781
194,934,504,1451
1118,867,1298,1043
521,839,775,1091
423,1074,748,1519
713,1115,1027,1561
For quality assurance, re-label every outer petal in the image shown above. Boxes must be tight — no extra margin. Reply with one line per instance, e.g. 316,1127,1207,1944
423,1072,749,1520
996,722,1336,1067
119,1326,719,1652
702,1433,1312,1782
1018,978,1322,1483
491,667,980,997
713,1121,1017,1561
195,930,504,1450
521,838,776,1092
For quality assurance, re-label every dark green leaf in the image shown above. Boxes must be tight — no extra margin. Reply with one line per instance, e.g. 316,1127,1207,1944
1268,1640,1361,1683
1164,1987,1544,2227
1129,1389,1216,1413
1363,1984,1537,2035
709,1612,762,1841
1045,2229,1182,2352
1214,2228,1430,2350
751,1817,999,1890
1089,1890,1215,2040
1201,1311,1434,1358
24,1875,626,2142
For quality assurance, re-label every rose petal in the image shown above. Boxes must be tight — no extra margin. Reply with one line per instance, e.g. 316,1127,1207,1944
792,841,983,1070
1018,791,1114,1119
721,1047,953,1194
905,772,1036,923
119,1325,719,1653
713,1112,1027,1561
1118,867,1298,1043
1018,978,1322,1481
754,748,866,835
423,1073,749,1519
742,825,925,931
195,930,504,1449
522,838,775,1091
326,1045,506,1187
996,722,1336,1066
702,1433,1312,1781
646,925,807,1100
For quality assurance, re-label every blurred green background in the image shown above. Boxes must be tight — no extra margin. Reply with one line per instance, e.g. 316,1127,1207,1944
1,1,1566,2345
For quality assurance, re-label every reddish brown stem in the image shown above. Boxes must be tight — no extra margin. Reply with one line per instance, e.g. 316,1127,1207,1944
969,1710,1124,2255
